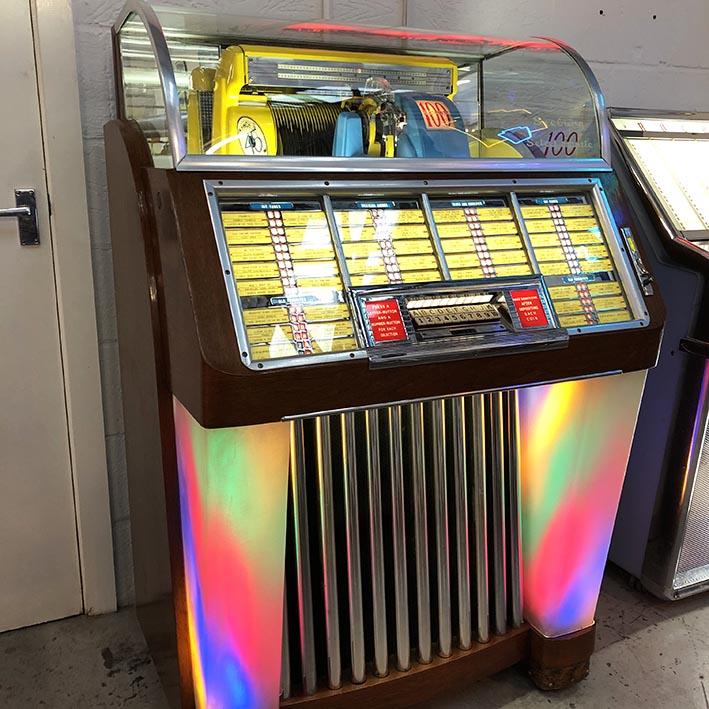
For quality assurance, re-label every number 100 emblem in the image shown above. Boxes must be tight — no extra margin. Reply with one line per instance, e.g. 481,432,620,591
415,100,455,130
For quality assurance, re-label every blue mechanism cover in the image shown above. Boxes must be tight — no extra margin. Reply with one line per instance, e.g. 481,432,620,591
395,93,469,158
332,111,365,157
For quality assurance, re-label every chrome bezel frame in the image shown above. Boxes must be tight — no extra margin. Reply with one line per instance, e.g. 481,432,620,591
205,177,650,371
349,275,568,368
610,108,709,259
114,1,612,172
670,370,709,597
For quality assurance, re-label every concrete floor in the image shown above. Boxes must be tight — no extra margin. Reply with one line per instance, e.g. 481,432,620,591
0,567,707,708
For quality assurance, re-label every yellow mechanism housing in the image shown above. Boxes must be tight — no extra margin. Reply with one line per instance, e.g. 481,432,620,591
187,45,459,156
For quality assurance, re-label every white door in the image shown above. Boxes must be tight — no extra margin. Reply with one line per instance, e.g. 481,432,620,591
0,0,83,631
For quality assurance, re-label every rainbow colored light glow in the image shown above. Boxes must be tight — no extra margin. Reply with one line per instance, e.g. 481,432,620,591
174,398,290,708
284,21,555,51
518,372,646,637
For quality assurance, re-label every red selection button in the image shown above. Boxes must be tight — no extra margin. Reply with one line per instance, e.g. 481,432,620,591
364,298,408,343
510,289,549,328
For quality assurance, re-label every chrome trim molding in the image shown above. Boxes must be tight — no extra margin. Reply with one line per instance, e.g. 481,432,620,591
509,191,541,275
387,405,411,672
207,177,610,195
341,412,366,684
429,399,452,657
204,177,651,372
178,155,612,174
682,229,709,242
611,107,709,121
315,417,341,689
590,181,650,327
203,180,367,372
506,391,524,628
470,394,490,643
421,193,451,279
280,592,290,699
448,397,472,650
364,409,388,677
409,402,432,664
290,421,317,694
488,392,507,636
114,0,186,164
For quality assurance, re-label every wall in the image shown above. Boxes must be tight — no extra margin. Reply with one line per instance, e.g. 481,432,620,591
70,0,709,606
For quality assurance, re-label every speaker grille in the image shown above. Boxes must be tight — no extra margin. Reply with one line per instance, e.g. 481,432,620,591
280,393,522,700
675,406,709,588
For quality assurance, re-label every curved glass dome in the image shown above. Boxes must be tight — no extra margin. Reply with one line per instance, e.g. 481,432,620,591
114,1,610,171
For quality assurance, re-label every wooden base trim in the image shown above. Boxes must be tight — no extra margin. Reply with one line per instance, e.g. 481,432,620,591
528,624,596,691
281,625,529,708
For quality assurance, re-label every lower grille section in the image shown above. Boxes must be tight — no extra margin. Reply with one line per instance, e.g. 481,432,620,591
281,393,522,700
675,399,709,591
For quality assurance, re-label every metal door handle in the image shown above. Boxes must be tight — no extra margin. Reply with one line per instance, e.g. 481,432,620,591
0,206,31,218
0,189,39,245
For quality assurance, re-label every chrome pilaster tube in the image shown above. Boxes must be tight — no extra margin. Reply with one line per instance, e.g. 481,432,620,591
505,391,523,629
365,409,388,677
470,394,490,643
428,399,451,657
409,402,431,664
448,397,472,650
341,412,365,684
315,416,341,688
280,591,290,699
289,420,317,694
488,393,507,636
388,405,411,672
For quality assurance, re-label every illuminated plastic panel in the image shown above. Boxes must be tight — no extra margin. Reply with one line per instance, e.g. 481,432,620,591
613,117,709,234
332,198,443,285
518,194,633,328
518,371,646,636
217,187,640,366
221,199,357,362
174,397,290,708
627,139,709,232
429,196,532,279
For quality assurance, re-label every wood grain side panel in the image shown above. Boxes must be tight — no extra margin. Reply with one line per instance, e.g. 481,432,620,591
105,119,195,708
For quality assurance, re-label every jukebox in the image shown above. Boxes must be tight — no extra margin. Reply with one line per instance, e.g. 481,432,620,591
609,110,709,599
107,3,664,707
